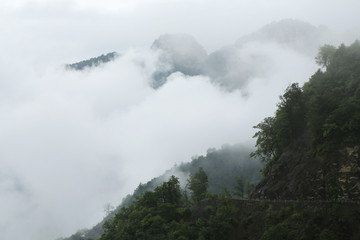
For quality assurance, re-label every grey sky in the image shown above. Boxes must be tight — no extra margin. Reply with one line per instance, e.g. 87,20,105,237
0,1,359,240
1,0,359,67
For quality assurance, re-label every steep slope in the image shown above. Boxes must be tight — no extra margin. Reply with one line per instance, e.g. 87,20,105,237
251,41,360,201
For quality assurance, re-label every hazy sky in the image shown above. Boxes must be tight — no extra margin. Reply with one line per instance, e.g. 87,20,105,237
0,1,359,240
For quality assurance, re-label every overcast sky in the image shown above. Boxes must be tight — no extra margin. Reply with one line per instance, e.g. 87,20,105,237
1,0,360,67
0,1,359,240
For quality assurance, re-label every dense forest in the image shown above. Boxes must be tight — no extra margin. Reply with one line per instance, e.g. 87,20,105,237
63,145,262,240
251,41,360,175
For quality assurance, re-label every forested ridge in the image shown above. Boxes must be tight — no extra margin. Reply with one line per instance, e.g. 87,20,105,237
252,41,360,176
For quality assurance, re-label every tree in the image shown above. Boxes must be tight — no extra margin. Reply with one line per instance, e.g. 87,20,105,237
315,44,336,70
155,175,182,206
188,167,208,202
251,116,278,163
251,83,305,175
244,180,255,197
233,175,244,198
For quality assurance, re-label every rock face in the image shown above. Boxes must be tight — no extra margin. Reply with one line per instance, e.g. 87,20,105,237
251,132,360,201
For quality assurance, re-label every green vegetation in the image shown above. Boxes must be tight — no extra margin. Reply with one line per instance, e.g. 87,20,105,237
122,144,262,208
65,41,360,240
187,167,209,202
252,41,360,175
100,175,239,240
63,145,261,240
66,52,118,70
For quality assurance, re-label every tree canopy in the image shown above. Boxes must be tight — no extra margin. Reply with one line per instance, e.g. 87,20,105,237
252,41,360,175
187,167,209,202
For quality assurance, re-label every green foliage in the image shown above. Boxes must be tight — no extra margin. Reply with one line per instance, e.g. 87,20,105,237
304,41,360,152
252,83,305,175
315,44,336,69
260,222,295,240
253,41,360,174
197,198,239,240
100,176,240,240
244,180,255,197
101,176,186,240
187,167,209,202
66,52,118,70
233,175,244,198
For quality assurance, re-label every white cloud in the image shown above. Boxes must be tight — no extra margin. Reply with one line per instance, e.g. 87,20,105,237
0,40,318,239
0,1,357,239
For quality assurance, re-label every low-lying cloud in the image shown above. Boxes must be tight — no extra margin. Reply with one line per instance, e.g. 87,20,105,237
0,39,319,240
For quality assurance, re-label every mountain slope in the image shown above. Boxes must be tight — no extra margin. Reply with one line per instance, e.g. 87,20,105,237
251,41,360,201
61,144,261,240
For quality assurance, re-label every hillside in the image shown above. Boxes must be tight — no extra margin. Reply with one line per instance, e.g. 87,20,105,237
251,41,360,201
92,41,360,240
62,144,262,240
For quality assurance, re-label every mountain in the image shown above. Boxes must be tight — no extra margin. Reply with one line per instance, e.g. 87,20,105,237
151,19,331,90
95,41,360,240
66,52,119,70
235,19,332,56
250,41,360,201
150,34,208,88
64,19,332,91
61,41,360,240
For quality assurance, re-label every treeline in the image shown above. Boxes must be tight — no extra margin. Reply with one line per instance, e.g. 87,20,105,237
122,144,262,208
100,171,240,240
66,52,118,70
63,144,262,240
252,41,360,175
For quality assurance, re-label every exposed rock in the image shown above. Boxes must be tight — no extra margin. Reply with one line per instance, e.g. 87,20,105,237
251,131,360,201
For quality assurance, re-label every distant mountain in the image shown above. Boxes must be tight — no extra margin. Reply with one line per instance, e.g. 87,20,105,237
150,20,331,90
64,19,332,91
235,19,332,55
66,52,119,70
203,45,270,91
150,34,208,88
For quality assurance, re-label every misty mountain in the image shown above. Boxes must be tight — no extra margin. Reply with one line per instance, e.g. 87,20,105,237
61,144,262,240
150,19,330,90
64,19,329,92
203,45,270,91
150,34,208,88
66,52,119,70
235,19,332,55
74,41,360,240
